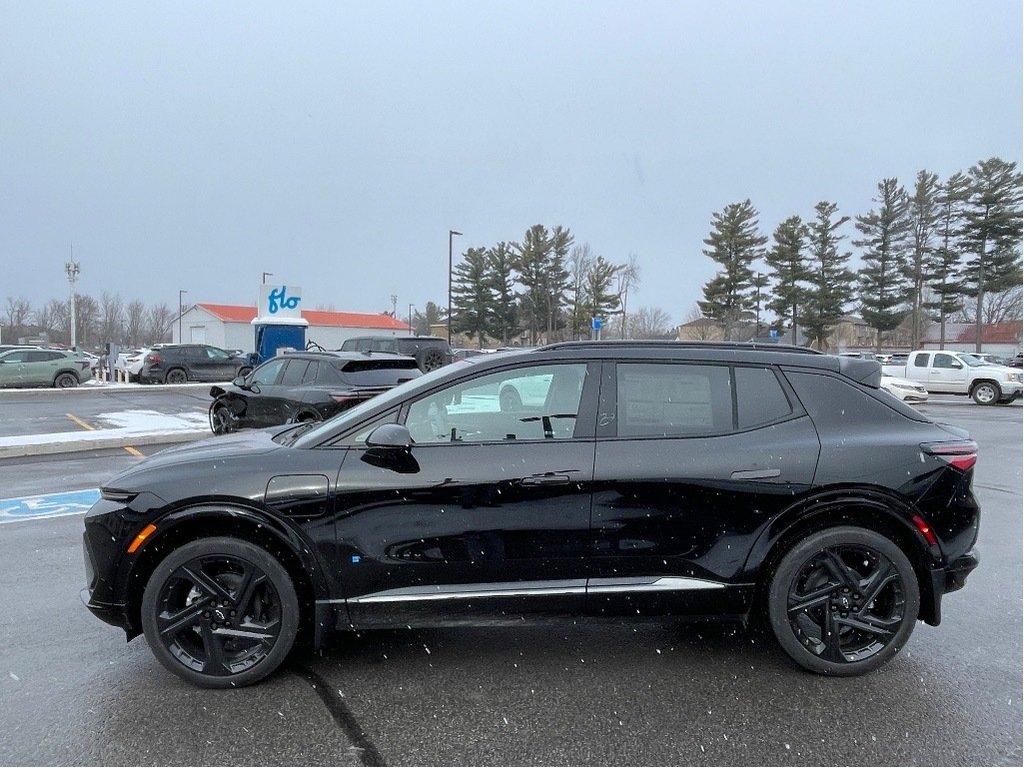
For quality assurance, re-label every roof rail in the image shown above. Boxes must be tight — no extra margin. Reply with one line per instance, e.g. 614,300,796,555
538,340,821,355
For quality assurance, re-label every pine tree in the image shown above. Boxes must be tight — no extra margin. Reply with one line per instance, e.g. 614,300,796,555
514,225,550,345
962,158,1023,352
581,255,621,331
905,170,941,348
764,215,810,344
855,178,912,351
451,247,494,348
800,202,854,350
924,172,970,349
542,226,573,340
486,242,518,345
698,200,767,340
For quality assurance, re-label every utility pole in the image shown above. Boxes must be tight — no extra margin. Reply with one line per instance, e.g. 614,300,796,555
64,255,80,349
447,229,462,345
391,294,397,319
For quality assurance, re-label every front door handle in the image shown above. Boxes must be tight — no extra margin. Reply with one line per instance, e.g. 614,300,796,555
730,468,781,480
521,473,572,486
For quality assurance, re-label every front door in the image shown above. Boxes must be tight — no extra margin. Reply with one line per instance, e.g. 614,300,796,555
332,361,598,627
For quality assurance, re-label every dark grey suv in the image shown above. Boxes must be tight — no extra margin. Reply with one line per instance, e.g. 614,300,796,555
339,335,453,371
139,344,253,384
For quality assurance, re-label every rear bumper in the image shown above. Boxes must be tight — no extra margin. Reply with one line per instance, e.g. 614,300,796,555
923,548,979,626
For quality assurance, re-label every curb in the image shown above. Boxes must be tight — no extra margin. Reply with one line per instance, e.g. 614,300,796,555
0,430,211,460
0,382,215,396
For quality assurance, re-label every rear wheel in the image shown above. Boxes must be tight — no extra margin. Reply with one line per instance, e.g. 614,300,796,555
53,372,79,388
165,368,188,384
141,537,299,688
970,381,999,405
767,526,919,676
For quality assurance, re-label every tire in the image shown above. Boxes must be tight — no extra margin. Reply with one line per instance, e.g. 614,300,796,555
767,526,919,676
209,399,236,435
141,537,299,688
165,368,188,385
970,381,999,405
53,372,79,389
499,386,522,412
416,348,446,372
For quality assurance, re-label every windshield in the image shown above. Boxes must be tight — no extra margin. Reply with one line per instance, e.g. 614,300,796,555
955,353,984,367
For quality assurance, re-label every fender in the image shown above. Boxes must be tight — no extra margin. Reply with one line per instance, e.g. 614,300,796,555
741,485,941,582
114,497,334,638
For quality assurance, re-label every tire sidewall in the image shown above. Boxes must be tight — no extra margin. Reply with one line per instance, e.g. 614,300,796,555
165,368,187,384
971,381,998,405
141,537,299,688
767,526,920,676
54,372,78,388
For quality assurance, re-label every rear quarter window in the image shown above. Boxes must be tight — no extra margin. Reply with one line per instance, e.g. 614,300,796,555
735,366,793,429
784,369,928,426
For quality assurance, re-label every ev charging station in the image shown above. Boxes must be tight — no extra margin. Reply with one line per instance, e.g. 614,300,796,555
251,284,307,364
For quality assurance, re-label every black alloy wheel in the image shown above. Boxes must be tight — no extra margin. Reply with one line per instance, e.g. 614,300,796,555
418,348,446,372
209,399,236,434
53,372,78,388
165,368,188,384
768,527,919,676
141,537,299,688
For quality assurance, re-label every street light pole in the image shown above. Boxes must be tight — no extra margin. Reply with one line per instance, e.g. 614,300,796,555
447,229,462,345
262,272,273,284
408,303,414,333
64,258,80,349
178,289,188,343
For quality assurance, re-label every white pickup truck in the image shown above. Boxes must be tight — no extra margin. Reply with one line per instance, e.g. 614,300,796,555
882,350,1023,405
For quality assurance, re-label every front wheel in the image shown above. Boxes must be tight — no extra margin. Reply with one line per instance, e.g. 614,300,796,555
141,537,299,688
209,399,237,434
767,526,919,676
970,381,999,405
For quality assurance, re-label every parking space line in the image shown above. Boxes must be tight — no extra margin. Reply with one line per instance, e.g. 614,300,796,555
123,446,144,457
66,413,94,431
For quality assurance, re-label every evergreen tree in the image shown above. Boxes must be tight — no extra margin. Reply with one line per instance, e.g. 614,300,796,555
905,170,941,348
486,242,518,345
451,247,494,348
925,172,970,349
413,301,444,336
764,215,810,344
581,254,621,332
962,157,1023,352
542,226,573,340
514,224,551,345
801,202,854,350
855,178,912,351
698,200,767,340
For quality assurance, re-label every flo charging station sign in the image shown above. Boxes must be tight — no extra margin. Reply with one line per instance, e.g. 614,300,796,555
258,285,303,321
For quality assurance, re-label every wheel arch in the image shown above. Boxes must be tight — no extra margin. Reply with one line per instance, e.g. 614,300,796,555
122,502,330,647
745,488,941,625
970,378,1001,400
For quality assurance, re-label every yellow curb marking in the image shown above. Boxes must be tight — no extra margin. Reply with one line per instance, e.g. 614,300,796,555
66,412,144,457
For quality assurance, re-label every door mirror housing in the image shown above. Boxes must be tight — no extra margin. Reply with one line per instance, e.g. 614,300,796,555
366,423,413,449
951,360,963,369
232,375,248,387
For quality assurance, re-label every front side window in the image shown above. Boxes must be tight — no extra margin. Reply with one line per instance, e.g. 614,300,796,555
405,363,587,444
934,353,956,369
616,363,732,437
206,346,231,360
250,358,286,386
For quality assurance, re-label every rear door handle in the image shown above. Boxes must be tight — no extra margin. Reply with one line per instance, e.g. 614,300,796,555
730,468,781,480
521,473,572,486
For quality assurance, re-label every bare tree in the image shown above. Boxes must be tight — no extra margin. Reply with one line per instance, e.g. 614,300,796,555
74,294,100,347
99,292,125,344
616,254,641,338
39,299,68,340
144,303,174,344
629,306,671,339
955,286,1023,325
124,300,146,346
567,244,595,340
4,296,33,330
680,304,719,341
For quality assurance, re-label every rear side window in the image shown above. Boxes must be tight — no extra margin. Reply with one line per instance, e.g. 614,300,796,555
279,360,309,386
337,360,422,386
735,366,792,429
616,363,732,437
913,352,930,368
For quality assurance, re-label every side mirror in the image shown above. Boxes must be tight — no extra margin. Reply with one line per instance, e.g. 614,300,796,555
951,360,963,369
366,423,413,449
232,375,247,387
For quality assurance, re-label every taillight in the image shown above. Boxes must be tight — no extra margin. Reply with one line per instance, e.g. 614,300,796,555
330,393,362,405
146,353,160,365
920,440,978,472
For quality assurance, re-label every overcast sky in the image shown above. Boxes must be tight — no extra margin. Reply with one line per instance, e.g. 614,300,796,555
1,1,1021,327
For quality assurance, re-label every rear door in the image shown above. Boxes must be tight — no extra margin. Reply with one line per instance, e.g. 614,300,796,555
589,361,820,617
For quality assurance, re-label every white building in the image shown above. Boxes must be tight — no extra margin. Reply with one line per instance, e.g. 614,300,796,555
172,303,412,352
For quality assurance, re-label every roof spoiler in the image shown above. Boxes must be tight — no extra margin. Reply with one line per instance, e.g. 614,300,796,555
838,357,882,387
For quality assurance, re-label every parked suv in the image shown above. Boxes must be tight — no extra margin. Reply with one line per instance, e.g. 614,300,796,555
83,342,980,687
0,348,93,388
139,344,253,384
339,335,453,371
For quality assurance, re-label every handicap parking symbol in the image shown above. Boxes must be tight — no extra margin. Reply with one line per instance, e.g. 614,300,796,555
0,489,101,525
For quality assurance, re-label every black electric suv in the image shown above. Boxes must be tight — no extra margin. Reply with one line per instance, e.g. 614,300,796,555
82,342,980,687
